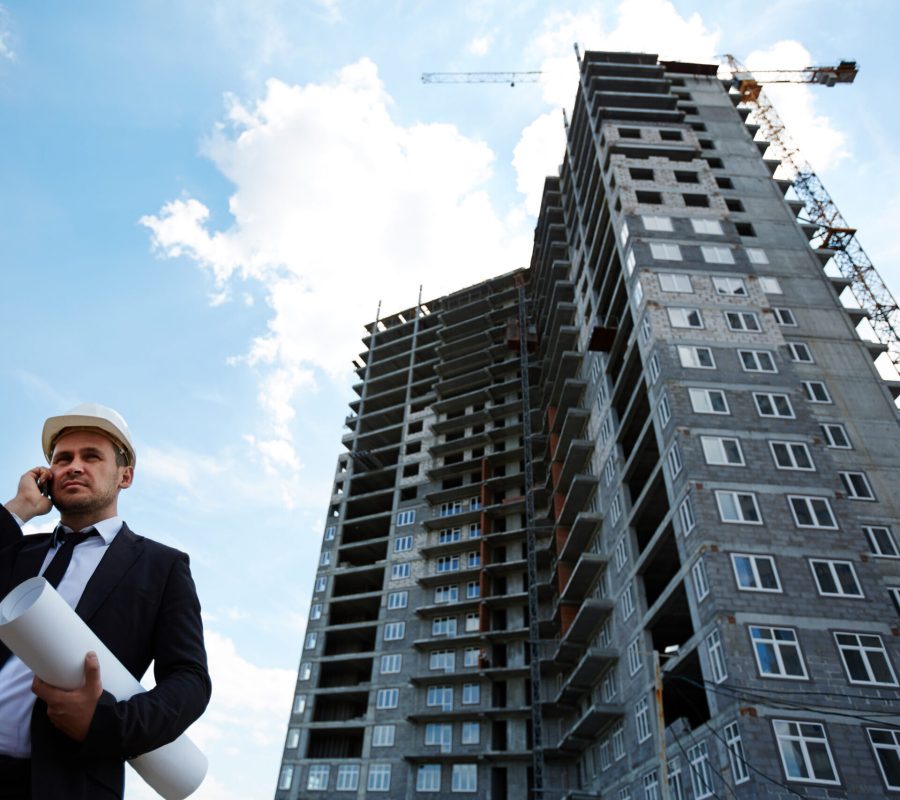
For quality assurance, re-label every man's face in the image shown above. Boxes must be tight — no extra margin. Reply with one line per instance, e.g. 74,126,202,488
49,430,133,518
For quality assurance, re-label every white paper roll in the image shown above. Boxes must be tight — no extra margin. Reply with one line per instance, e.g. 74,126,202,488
0,577,207,800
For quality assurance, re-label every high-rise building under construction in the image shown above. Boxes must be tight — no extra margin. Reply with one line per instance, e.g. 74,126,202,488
275,51,900,799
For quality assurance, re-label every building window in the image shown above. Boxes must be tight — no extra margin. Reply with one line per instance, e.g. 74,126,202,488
810,560,863,598
622,582,636,620
293,694,307,714
643,215,673,232
466,581,480,598
658,392,672,427
305,632,317,650
668,307,704,329
750,250,773,267
867,728,900,791
367,764,391,792
615,537,629,571
769,440,814,470
376,689,399,709
396,509,416,526
732,553,781,592
750,626,807,678
388,590,408,609
864,525,899,558
635,696,652,742
712,275,746,295
773,307,797,326
716,490,762,524
336,765,360,792
679,494,696,534
821,423,851,449
380,654,402,674
465,612,479,631
724,722,750,784
706,629,728,683
668,757,685,800
432,617,458,637
462,721,480,744
724,310,760,332
425,723,453,752
678,345,715,369
372,725,395,747
666,443,683,477
307,764,330,791
417,764,441,793
754,392,794,418
392,563,411,579
839,471,875,500
466,551,481,568
429,650,455,672
395,535,413,552
701,245,734,264
462,683,480,705
451,764,478,793
773,720,838,784
647,353,661,383
439,528,461,543
314,576,327,593
688,741,714,799
787,342,814,363
299,662,312,681
310,603,322,620
738,349,777,372
464,647,479,668
628,637,642,675
688,387,728,414
319,551,332,567
626,249,637,275
384,622,405,641
693,219,724,236
802,380,832,403
601,667,618,702
286,727,300,748
277,766,294,791
700,435,744,466
324,525,336,540
435,585,459,604
612,720,626,760
692,558,710,601
642,770,660,800
788,495,837,529
659,272,692,292
620,220,631,244
890,587,900,615
426,686,454,711
835,632,898,686
436,555,460,573
650,242,682,261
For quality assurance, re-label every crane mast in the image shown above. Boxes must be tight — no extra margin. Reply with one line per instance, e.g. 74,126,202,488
725,55,900,375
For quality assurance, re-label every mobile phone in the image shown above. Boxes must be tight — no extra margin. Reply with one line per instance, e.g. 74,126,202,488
38,476,53,501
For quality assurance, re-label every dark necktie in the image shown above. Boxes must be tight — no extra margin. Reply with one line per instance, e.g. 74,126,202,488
41,528,97,589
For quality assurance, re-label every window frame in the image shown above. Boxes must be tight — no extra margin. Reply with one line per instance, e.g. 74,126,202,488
688,387,729,414
809,559,863,599
725,310,761,332
731,553,781,593
658,272,693,293
772,720,839,785
738,348,777,373
867,727,900,791
716,490,763,525
839,470,876,501
821,423,851,449
769,440,814,471
677,345,716,369
864,525,899,558
749,625,808,679
788,495,838,529
712,275,746,295
753,392,795,419
834,631,898,686
650,242,683,261
700,435,745,466
668,307,704,329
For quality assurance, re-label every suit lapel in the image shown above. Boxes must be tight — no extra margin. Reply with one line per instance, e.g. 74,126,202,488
75,523,144,623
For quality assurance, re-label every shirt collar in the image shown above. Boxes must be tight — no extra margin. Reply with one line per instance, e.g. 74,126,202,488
55,516,123,546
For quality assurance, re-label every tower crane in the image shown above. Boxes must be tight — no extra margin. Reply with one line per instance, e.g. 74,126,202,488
725,54,900,376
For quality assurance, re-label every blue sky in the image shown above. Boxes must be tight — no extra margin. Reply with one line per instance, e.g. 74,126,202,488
2,1,899,797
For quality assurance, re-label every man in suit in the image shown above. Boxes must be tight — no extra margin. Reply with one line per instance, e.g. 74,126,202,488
0,404,211,799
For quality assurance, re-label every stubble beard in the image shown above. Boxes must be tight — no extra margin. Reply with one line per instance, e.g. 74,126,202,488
53,482,119,518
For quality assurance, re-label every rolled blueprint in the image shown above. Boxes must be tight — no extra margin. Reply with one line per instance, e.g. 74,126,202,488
0,577,207,800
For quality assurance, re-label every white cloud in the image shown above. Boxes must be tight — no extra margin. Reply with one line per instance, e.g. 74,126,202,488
744,40,850,174
125,630,295,800
512,1,722,215
467,34,492,57
0,4,15,61
313,0,342,24
142,58,531,478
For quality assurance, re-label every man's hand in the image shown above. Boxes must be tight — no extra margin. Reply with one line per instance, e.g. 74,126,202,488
32,652,103,742
5,467,53,524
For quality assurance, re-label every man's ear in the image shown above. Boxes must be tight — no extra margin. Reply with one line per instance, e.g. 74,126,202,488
119,466,134,489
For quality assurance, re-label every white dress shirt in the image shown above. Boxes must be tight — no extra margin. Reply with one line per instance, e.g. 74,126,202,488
0,515,122,758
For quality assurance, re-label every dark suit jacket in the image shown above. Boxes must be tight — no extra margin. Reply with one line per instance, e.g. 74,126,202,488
0,505,212,799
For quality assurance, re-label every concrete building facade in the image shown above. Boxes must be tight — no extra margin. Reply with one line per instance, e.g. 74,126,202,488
275,51,900,799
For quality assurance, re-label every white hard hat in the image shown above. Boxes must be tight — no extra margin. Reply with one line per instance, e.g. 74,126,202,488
42,403,136,467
